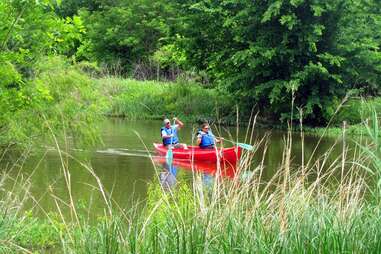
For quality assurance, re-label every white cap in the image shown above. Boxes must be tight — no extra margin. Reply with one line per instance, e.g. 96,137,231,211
163,119,170,124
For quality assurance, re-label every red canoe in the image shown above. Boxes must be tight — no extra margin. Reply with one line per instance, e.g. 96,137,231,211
153,143,241,164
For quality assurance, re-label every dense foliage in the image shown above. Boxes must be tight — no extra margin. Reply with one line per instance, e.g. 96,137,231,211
1,0,380,147
172,0,381,124
203,1,339,122
55,0,381,124
1,1,381,252
0,0,103,146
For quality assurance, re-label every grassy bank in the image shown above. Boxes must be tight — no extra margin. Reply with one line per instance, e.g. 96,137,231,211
97,77,234,123
302,97,381,137
1,117,381,253
95,77,381,137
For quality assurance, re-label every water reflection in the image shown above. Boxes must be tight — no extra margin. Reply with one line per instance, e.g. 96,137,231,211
159,162,177,189
154,157,237,180
202,173,214,189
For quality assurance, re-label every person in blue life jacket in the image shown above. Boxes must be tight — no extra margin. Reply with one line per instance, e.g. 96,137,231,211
161,117,188,149
197,123,223,149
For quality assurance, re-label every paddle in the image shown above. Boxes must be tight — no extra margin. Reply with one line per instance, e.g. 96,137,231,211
220,138,255,151
165,119,176,165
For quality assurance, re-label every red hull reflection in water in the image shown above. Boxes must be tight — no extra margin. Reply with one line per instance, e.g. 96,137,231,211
154,157,237,178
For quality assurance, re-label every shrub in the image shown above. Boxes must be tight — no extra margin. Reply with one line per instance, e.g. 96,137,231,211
0,56,107,147
335,97,381,125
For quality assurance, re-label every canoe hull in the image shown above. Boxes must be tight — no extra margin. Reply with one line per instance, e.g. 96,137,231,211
153,143,241,163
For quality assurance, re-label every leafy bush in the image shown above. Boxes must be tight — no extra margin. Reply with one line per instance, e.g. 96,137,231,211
0,56,107,147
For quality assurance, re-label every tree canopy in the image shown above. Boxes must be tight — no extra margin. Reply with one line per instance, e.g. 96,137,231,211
53,0,381,124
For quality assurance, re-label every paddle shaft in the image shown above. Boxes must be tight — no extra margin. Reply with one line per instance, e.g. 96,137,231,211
218,137,254,151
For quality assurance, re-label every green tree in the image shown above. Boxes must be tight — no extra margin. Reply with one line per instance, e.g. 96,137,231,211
172,1,344,123
337,0,381,96
55,0,102,17
78,0,176,70
172,0,381,124
0,1,103,147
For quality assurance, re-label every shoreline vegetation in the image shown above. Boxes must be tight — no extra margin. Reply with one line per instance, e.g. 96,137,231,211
2,54,376,152
1,115,381,253
98,76,380,138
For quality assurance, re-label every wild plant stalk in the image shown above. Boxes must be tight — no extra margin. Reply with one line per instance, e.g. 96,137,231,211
0,153,40,253
298,107,305,179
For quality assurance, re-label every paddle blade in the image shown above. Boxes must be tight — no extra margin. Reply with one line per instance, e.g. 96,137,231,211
237,143,254,151
166,148,173,165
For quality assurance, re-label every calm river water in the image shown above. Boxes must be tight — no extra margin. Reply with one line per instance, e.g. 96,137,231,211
2,118,349,216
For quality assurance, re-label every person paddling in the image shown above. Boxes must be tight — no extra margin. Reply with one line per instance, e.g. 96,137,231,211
197,123,222,149
161,117,187,149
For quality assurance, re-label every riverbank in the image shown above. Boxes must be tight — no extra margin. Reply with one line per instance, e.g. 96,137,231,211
1,54,378,150
266,122,368,138
96,77,381,138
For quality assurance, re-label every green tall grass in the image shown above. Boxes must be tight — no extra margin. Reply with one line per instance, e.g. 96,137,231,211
98,77,234,122
1,115,381,253
0,152,60,253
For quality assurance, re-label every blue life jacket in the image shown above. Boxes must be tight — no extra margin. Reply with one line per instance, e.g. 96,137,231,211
161,126,178,145
198,130,215,148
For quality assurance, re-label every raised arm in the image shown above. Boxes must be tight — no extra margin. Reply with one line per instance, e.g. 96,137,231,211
173,117,184,129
